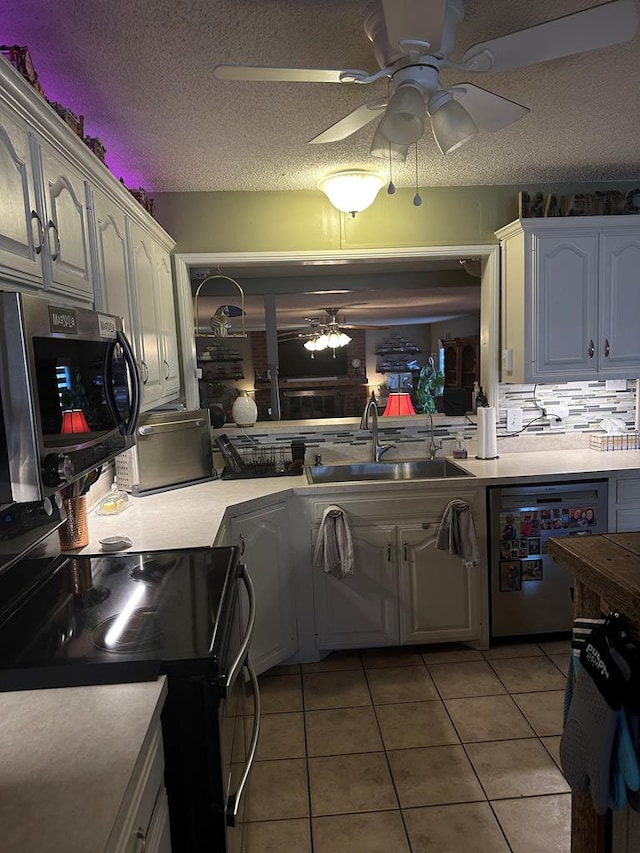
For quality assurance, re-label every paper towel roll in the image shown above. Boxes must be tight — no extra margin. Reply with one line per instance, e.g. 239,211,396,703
477,406,498,459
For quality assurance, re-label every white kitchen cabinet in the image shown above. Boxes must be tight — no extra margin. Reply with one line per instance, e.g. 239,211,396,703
498,217,640,383
107,720,172,853
0,97,92,300
90,186,134,332
128,220,180,410
0,98,42,284
609,473,640,532
38,141,93,300
309,485,487,651
313,524,399,649
399,524,479,644
230,501,296,676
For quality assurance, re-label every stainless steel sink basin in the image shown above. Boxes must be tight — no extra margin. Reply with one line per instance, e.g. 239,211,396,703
306,458,474,484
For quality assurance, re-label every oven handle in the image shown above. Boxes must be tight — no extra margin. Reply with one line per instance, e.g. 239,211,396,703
226,656,260,826
104,331,141,436
225,564,256,689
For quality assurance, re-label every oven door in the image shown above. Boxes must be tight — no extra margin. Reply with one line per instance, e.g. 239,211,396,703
222,565,260,850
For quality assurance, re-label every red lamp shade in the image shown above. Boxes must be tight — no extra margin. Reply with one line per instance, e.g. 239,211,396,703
61,409,90,433
383,393,415,416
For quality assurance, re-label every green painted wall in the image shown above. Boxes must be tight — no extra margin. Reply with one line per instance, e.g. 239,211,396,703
153,181,639,254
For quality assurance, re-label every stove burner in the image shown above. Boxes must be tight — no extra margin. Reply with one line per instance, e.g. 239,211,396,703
91,607,163,653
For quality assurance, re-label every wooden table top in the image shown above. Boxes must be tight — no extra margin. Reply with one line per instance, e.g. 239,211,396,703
548,532,640,627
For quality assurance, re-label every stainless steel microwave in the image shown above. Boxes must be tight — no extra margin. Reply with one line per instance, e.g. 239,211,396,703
0,291,140,504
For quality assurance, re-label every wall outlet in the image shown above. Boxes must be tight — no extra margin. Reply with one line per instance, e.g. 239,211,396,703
506,408,522,432
547,405,569,421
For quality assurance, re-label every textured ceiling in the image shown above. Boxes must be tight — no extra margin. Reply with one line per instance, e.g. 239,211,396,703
3,0,640,192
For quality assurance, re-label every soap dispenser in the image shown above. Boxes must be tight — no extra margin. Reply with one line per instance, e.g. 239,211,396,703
453,433,468,459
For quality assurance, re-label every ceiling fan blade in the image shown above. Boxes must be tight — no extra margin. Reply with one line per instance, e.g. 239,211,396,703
309,97,387,144
213,65,364,83
381,0,447,54
463,0,638,73
454,84,529,131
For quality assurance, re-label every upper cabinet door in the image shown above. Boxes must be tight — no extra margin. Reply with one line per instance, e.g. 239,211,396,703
531,232,599,380
39,142,93,300
91,188,133,334
155,248,180,396
598,232,640,375
129,221,163,407
0,102,42,284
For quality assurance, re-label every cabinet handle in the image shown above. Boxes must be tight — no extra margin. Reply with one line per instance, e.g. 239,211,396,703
588,340,595,358
164,359,170,380
403,543,408,561
133,827,146,852
31,210,45,254
239,532,245,557
386,543,391,561
140,360,149,384
604,339,610,357
47,219,60,261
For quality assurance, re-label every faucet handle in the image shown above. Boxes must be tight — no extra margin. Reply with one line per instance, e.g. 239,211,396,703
377,443,395,461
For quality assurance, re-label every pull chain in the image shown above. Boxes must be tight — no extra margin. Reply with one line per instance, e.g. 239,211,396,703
413,143,422,207
386,79,395,195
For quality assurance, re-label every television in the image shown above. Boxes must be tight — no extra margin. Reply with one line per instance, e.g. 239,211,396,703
277,338,349,379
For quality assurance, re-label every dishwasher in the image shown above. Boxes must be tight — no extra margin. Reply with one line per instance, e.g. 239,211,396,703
488,480,608,637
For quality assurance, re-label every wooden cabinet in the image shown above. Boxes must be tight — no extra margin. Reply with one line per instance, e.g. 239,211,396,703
442,336,479,411
91,186,134,332
497,217,640,383
229,501,297,675
309,486,486,651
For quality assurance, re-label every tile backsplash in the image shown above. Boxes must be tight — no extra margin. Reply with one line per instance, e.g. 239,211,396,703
214,380,638,458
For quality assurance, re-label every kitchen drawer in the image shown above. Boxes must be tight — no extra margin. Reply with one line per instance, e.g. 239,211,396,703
107,720,169,853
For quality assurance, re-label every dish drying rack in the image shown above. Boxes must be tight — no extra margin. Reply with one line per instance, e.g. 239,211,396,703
220,443,303,479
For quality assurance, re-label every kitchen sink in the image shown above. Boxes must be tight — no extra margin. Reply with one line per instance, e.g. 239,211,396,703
306,458,474,484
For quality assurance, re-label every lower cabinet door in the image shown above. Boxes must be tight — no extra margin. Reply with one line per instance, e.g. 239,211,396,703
231,502,296,676
399,524,479,644
313,524,399,649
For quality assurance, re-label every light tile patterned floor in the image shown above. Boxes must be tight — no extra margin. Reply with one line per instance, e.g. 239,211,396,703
243,639,572,853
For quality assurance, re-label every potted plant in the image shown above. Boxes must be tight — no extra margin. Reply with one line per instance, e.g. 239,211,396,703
415,358,444,414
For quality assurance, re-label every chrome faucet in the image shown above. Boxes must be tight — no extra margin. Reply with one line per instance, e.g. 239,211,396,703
360,393,395,462
426,411,443,461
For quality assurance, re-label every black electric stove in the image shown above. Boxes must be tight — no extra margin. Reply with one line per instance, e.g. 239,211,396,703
0,545,258,853
0,546,239,690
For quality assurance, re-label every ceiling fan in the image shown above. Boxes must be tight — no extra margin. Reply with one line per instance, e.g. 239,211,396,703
279,308,383,353
214,0,638,158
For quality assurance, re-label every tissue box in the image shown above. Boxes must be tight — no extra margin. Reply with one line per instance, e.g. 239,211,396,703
590,433,639,451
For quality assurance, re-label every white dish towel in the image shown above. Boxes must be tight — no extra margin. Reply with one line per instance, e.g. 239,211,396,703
436,499,480,569
313,505,355,579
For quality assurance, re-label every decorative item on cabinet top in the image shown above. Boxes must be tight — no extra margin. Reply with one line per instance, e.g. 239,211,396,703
518,188,640,218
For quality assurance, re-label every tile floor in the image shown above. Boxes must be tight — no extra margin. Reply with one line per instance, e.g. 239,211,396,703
242,638,572,853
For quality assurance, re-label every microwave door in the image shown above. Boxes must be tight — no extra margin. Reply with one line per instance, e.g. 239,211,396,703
104,331,140,437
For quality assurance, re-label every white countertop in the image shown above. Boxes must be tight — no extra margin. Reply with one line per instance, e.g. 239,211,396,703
75,449,640,554
0,677,167,853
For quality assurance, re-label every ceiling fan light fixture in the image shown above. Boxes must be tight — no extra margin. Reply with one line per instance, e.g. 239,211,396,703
318,170,385,216
338,332,352,347
315,333,329,350
428,91,478,155
380,82,426,145
369,119,409,162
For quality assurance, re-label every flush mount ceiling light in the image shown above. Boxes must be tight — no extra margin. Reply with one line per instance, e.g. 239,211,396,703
318,170,385,216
